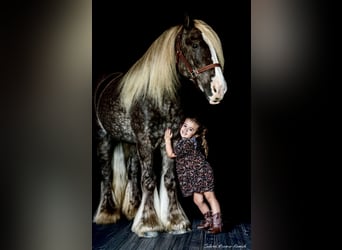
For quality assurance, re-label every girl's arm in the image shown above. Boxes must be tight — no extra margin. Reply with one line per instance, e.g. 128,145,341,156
164,128,176,158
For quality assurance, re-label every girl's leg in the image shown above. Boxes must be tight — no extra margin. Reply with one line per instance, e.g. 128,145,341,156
204,192,222,234
193,192,212,229
193,192,210,214
203,191,221,214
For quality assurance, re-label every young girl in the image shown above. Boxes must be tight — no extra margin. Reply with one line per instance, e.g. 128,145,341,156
164,117,223,234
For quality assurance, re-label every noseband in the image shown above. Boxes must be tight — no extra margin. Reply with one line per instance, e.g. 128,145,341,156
176,31,221,80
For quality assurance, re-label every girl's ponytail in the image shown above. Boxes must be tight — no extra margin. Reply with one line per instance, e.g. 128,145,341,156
200,128,209,158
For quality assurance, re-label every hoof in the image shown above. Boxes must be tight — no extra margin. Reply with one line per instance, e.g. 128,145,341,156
142,231,159,238
93,209,121,224
168,229,190,235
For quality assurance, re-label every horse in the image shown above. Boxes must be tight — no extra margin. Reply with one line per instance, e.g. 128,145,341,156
93,16,227,237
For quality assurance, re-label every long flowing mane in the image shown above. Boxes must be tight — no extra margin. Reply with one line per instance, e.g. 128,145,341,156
118,19,225,112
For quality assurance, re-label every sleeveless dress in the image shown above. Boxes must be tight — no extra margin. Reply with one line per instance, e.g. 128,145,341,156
174,137,215,197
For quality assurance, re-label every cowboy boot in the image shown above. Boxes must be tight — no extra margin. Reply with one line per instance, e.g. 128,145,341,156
207,212,222,234
197,211,212,230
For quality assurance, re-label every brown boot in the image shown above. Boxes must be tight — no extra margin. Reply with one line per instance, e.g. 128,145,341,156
207,212,222,234
197,211,212,230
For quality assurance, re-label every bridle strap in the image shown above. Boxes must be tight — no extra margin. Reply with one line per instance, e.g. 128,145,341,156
176,32,221,79
196,63,221,74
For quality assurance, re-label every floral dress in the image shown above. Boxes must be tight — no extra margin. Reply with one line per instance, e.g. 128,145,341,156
174,137,215,197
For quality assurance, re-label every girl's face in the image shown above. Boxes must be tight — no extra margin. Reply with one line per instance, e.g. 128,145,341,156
180,118,199,139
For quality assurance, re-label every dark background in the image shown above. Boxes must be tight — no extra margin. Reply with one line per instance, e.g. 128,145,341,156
92,1,251,224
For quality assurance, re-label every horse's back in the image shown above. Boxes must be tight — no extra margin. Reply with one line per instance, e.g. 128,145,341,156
94,72,123,109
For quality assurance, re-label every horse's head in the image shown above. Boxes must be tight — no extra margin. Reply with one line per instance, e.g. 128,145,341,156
176,17,227,105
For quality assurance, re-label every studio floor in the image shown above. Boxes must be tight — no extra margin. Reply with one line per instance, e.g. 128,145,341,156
93,218,251,250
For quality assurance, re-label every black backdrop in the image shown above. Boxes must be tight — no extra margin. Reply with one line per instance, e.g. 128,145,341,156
92,1,251,224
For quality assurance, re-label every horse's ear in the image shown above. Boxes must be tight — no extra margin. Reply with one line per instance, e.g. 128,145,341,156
183,13,194,30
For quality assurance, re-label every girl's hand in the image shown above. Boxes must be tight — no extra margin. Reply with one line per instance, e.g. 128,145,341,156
164,128,177,158
164,128,173,141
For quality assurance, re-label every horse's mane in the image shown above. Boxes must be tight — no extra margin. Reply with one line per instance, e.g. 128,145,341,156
118,19,225,112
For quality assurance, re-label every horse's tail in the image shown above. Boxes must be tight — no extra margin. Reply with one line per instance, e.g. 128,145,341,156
112,142,128,211
93,72,123,132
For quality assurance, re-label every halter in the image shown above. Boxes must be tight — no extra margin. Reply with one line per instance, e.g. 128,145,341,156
176,31,221,80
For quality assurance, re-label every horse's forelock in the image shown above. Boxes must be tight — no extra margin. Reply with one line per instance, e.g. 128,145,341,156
194,20,225,69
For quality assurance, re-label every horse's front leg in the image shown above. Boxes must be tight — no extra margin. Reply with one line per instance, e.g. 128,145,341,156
159,144,191,234
131,142,163,237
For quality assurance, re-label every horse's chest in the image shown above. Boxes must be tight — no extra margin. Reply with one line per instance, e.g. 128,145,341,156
130,101,181,136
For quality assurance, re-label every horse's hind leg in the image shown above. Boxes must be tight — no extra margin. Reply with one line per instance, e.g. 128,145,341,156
122,144,141,220
93,133,126,224
159,146,191,233
131,143,163,237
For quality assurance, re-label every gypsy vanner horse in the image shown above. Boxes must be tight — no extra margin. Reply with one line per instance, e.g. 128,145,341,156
93,16,227,237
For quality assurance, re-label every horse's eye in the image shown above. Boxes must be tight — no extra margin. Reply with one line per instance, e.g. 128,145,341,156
192,43,198,49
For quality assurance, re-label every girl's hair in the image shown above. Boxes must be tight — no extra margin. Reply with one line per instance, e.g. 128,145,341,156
187,117,209,158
